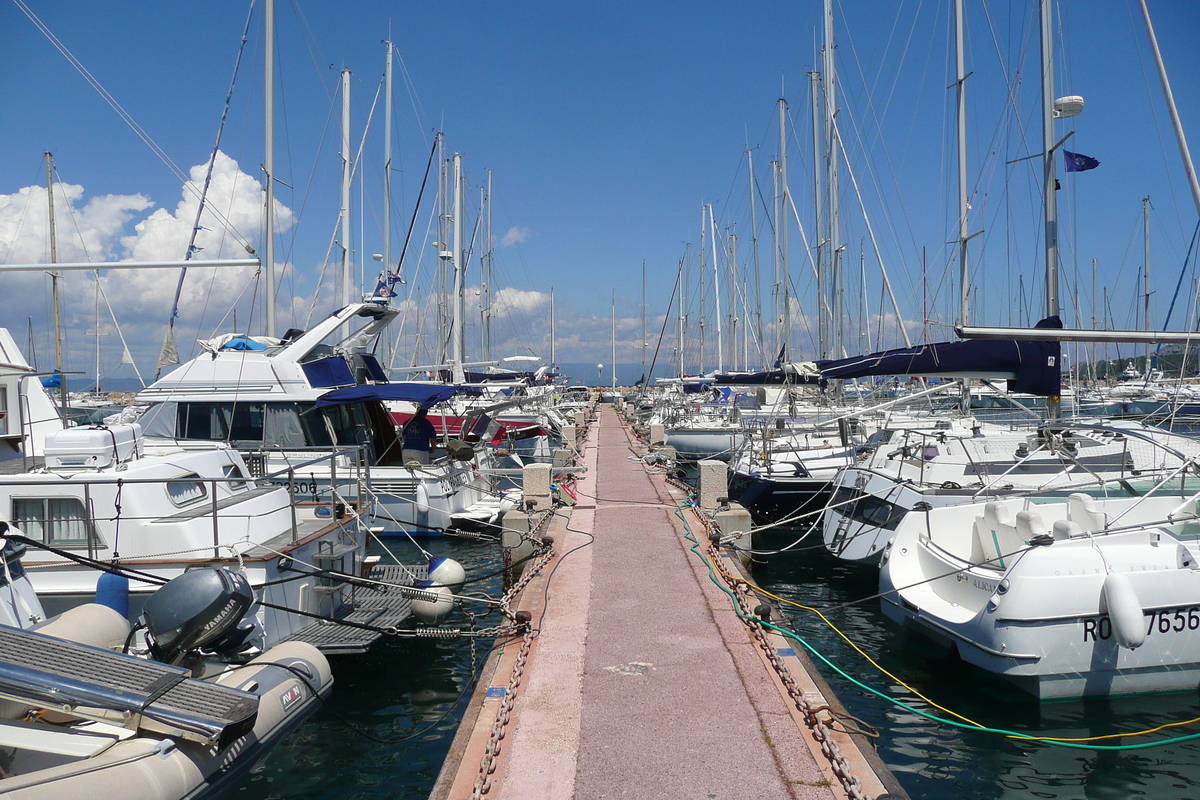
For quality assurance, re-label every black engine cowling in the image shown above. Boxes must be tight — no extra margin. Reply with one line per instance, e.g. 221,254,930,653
141,567,254,664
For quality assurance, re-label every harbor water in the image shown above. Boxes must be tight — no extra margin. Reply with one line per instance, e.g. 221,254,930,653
227,536,504,800
753,527,1200,800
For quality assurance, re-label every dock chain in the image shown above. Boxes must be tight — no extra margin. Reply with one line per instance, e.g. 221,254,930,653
693,511,871,800
471,535,556,797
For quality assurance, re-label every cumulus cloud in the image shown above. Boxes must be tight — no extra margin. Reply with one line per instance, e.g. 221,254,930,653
491,287,548,317
1,152,300,381
499,226,529,247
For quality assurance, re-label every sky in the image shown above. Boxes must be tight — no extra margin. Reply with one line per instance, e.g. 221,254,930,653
2,0,1199,388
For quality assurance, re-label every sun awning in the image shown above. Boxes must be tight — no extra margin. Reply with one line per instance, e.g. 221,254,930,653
816,316,1063,397
314,382,482,410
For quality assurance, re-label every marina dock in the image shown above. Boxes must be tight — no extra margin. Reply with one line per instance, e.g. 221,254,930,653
433,404,906,799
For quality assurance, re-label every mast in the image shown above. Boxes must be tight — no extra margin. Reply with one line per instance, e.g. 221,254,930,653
678,247,687,378
1137,0,1200,219
823,0,841,360
640,260,647,382
45,153,65,412
1143,196,1152,370
710,204,724,373
451,153,465,382
611,290,617,391
746,149,762,365
778,97,790,358
729,231,740,370
484,171,493,361
955,0,970,326
810,69,826,358
339,68,352,339
264,0,276,338
771,159,782,357
383,40,393,277
1040,0,1061,418
698,205,707,374
550,286,556,365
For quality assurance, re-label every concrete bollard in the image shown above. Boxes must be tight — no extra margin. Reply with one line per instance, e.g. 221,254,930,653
552,448,573,468
649,423,666,447
713,503,754,568
499,509,536,583
561,424,578,452
697,459,728,511
658,445,677,463
523,462,553,511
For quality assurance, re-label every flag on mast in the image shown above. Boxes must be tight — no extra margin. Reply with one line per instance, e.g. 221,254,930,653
1064,150,1100,172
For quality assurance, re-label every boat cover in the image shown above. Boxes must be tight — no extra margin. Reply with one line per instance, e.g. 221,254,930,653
815,316,1062,396
315,382,483,410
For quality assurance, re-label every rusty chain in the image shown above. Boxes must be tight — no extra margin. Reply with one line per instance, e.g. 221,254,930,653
691,510,872,800
469,529,556,797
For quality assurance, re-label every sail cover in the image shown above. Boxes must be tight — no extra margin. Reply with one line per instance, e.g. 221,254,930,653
815,316,1062,396
315,382,483,410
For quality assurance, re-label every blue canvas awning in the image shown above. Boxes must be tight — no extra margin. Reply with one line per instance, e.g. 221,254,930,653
816,316,1062,397
314,382,483,410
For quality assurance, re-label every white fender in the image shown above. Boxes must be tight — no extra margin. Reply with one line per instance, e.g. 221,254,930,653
1102,572,1145,650
415,481,430,516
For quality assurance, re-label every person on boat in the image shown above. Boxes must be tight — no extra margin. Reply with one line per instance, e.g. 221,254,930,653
401,408,439,465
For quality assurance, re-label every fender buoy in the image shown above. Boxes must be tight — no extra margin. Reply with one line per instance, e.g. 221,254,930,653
1102,572,1145,650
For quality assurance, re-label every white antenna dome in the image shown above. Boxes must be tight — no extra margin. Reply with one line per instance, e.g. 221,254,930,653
1054,95,1084,118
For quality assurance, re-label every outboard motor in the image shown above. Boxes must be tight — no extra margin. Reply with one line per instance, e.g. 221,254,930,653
141,567,256,665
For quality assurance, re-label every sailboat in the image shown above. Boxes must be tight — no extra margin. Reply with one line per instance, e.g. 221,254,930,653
878,0,1200,698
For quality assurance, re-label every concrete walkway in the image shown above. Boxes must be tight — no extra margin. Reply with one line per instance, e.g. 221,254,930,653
435,405,895,799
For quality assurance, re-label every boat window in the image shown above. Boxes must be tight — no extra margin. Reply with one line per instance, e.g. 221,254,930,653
222,463,248,491
0,385,7,436
12,497,94,547
166,473,208,507
263,403,308,448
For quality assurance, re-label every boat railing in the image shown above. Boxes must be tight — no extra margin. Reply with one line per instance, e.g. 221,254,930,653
7,446,368,559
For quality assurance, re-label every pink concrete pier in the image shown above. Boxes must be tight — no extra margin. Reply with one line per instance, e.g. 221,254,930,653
432,404,904,800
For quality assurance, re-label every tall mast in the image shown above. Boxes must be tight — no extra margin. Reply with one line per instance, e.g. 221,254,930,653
729,231,740,370
45,152,65,411
810,69,826,358
1143,196,1152,369
710,204,724,373
550,286,556,365
383,40,394,275
640,260,647,381
778,97,790,358
746,148,762,365
771,159,782,357
611,290,617,391
484,171,493,361
1040,0,1060,418
264,0,276,337
451,153,465,382
955,0,970,326
823,0,841,359
1137,0,1200,219
698,206,707,374
436,135,448,365
679,247,687,378
339,69,352,339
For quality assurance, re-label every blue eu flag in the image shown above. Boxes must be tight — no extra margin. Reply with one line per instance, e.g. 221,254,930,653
1064,150,1100,172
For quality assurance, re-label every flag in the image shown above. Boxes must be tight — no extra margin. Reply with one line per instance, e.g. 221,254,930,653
1064,150,1100,173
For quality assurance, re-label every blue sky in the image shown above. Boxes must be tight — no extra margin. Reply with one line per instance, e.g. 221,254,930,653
2,1,1199,385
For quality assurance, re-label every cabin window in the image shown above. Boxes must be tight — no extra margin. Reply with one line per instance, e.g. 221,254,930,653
222,463,248,491
12,497,93,547
166,473,208,507
0,385,8,436
177,402,265,444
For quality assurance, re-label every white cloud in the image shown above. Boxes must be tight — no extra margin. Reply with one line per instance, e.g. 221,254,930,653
0,182,151,264
491,287,548,317
499,226,529,247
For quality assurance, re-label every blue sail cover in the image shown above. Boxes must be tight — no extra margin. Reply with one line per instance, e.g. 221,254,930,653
314,382,483,410
816,316,1062,396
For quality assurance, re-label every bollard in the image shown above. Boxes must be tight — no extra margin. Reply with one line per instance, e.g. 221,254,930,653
523,462,553,511
561,424,578,452
649,423,666,447
697,459,728,511
552,448,573,468
499,509,535,584
713,503,754,569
